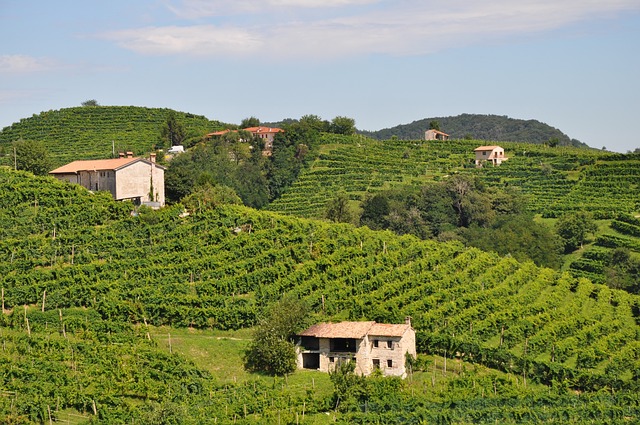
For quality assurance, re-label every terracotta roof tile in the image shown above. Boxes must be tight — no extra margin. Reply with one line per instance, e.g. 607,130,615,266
299,321,375,339
50,157,165,174
474,146,502,151
369,323,410,337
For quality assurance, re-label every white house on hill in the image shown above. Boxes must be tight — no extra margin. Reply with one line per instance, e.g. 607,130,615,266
49,153,166,207
296,318,416,377
474,145,507,166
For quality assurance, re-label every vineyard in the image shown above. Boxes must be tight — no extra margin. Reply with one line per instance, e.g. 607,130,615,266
0,106,225,167
1,167,639,422
266,135,639,220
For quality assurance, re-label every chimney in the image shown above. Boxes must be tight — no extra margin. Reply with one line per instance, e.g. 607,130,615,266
149,153,156,163
405,316,412,327
118,152,125,158
126,151,133,158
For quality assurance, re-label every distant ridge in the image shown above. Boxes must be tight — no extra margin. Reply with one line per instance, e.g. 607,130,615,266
360,113,588,148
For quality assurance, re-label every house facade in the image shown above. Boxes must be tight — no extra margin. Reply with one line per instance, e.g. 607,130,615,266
425,129,450,141
49,153,166,207
296,318,416,377
474,145,508,166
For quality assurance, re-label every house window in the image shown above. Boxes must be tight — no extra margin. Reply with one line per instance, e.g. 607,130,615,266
329,357,334,363
373,340,379,348
386,340,393,349
373,359,380,369
483,151,487,156
387,359,393,368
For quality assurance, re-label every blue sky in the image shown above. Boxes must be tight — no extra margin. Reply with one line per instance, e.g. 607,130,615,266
1,0,639,152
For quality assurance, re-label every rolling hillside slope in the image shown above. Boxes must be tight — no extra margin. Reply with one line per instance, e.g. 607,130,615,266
267,135,638,220
360,113,587,147
0,106,225,167
1,167,640,422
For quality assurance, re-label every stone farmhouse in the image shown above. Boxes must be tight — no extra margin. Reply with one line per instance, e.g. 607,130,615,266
296,318,416,377
425,129,450,141
49,152,166,207
206,126,285,156
474,145,508,167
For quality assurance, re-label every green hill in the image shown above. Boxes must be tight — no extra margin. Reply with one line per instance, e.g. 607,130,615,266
361,113,587,147
0,106,226,168
1,167,639,422
267,135,637,220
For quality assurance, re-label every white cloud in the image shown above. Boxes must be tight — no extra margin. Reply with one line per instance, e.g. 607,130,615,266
103,25,262,56
166,0,380,18
107,0,640,59
0,55,61,74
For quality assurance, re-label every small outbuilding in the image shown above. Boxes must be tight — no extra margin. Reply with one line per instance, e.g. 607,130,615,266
296,318,416,377
474,145,507,166
425,129,450,141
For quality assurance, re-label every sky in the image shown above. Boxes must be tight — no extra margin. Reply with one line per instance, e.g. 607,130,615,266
1,0,639,152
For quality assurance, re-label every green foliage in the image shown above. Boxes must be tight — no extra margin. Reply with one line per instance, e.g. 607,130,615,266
81,99,99,107
12,139,52,175
325,190,353,223
555,212,598,253
161,111,187,149
240,116,260,128
330,116,356,135
181,183,242,212
428,120,441,131
244,297,308,375
329,361,369,412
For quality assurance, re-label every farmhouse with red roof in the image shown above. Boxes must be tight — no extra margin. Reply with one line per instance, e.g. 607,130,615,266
296,318,416,377
474,145,508,166
49,152,165,207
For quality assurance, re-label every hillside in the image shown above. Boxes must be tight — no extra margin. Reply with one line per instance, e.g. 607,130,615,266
267,135,637,220
0,106,226,168
360,113,587,147
1,167,639,422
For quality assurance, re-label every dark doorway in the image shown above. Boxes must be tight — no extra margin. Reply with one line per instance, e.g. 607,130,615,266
302,353,320,369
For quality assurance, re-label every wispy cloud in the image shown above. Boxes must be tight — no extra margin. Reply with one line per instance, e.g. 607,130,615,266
105,0,640,60
0,55,62,74
165,0,380,18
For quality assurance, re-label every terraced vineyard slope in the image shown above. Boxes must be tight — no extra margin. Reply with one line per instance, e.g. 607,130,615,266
1,167,640,422
0,106,225,167
266,135,637,220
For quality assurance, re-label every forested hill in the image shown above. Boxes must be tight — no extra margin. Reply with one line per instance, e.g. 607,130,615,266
360,113,586,147
0,106,226,167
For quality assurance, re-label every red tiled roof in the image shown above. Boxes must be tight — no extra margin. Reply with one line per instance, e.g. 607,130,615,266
474,146,502,151
369,323,411,337
299,321,411,339
206,127,284,138
49,157,165,174
427,129,450,137
299,321,375,339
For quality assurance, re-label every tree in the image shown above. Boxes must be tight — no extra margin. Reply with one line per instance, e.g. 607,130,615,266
360,193,390,230
81,99,99,107
243,297,308,375
161,111,186,149
555,212,598,253
330,116,356,135
240,116,260,128
182,183,242,212
428,120,441,131
325,191,353,223
12,139,52,175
